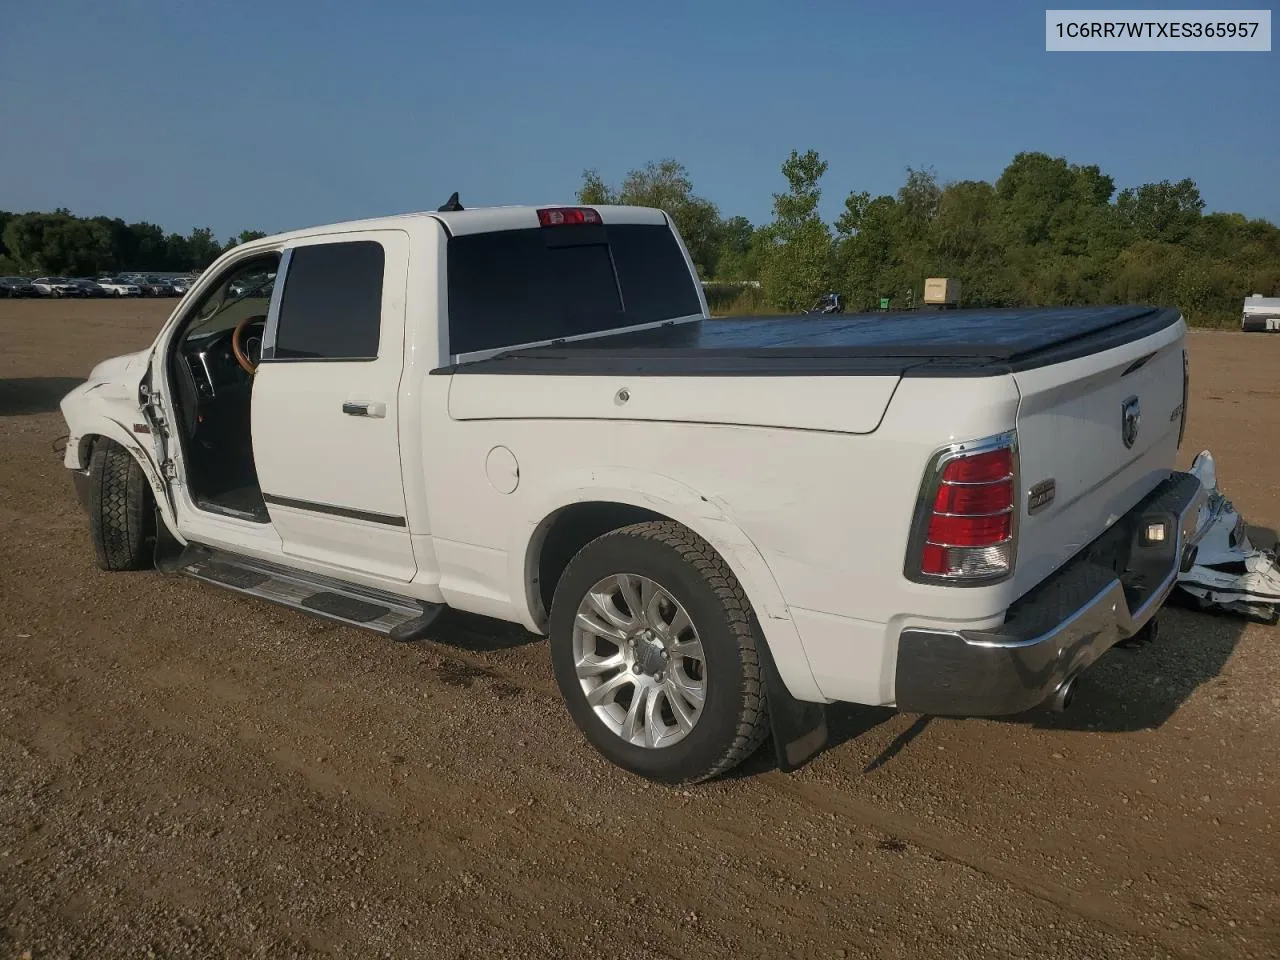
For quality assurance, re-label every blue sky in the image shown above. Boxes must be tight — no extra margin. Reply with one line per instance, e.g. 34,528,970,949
0,0,1275,239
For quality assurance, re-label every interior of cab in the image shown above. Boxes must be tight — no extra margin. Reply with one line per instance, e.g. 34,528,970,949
167,252,278,523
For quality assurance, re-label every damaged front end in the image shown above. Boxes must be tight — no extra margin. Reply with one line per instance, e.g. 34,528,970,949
1175,450,1280,625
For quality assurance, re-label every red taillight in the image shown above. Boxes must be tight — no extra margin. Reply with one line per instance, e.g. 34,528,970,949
933,480,1012,515
940,448,1011,484
925,512,1012,548
537,207,602,227
912,435,1017,581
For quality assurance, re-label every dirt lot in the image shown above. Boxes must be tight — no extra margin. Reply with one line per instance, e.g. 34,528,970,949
2,298,1278,960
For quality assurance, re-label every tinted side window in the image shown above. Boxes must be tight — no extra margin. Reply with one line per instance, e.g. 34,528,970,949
273,240,385,360
446,223,701,355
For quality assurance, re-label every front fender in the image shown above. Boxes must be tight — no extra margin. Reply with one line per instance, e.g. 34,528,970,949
512,466,826,703
62,402,181,541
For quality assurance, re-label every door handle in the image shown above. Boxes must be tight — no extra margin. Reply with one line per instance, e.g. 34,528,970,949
342,401,387,418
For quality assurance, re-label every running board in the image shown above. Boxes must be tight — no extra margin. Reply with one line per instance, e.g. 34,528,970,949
173,545,444,640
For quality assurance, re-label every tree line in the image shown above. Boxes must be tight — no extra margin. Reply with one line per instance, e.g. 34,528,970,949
6,150,1276,326
0,209,267,277
579,151,1280,327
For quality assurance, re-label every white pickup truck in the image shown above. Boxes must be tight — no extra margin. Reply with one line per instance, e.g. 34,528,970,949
59,199,1205,783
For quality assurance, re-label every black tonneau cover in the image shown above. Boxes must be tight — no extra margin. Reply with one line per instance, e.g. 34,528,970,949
439,304,1182,378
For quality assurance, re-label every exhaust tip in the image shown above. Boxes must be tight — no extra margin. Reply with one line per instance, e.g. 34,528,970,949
1050,675,1078,713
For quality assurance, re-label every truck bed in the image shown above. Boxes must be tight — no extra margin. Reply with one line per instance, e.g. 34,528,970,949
440,305,1181,377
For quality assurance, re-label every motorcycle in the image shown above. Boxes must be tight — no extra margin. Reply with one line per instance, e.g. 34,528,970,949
808,292,844,315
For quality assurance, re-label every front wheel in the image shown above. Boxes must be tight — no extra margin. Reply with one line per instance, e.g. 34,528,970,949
87,439,155,571
548,520,770,784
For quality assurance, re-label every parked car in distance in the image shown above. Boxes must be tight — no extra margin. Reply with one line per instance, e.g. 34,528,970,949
228,273,274,298
97,278,143,297
145,277,181,297
128,277,166,297
0,276,38,297
170,277,195,295
72,279,111,298
32,277,86,297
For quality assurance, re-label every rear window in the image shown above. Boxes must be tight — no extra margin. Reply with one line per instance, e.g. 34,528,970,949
445,222,702,355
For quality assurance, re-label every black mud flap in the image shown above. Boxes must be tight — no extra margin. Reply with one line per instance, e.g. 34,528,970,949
757,634,828,773
153,507,190,573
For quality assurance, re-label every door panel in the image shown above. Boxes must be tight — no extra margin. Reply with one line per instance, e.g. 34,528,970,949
250,229,416,582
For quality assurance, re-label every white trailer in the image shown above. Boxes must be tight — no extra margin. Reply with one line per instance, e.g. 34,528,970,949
1241,293,1280,332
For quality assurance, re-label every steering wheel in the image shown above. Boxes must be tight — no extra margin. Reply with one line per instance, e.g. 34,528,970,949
231,315,267,375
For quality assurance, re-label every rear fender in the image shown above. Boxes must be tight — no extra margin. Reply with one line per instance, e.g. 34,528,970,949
515,467,826,703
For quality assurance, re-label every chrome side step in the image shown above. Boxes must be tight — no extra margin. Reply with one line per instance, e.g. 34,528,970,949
174,545,444,640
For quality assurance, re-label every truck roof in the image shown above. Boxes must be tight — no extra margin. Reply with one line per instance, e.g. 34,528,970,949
238,203,670,249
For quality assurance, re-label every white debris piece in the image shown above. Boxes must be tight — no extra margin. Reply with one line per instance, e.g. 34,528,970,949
1175,450,1280,624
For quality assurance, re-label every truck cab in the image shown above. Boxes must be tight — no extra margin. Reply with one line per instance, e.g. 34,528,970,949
63,204,704,586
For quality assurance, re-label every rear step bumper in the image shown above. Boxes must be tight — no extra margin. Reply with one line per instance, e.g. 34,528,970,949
894,470,1206,716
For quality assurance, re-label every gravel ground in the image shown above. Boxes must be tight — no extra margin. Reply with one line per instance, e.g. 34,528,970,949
1,299,1278,960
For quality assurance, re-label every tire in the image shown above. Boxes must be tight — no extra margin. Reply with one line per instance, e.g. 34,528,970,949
88,439,155,571
549,520,770,784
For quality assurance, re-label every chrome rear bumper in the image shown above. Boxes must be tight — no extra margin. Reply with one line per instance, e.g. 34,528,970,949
894,470,1206,716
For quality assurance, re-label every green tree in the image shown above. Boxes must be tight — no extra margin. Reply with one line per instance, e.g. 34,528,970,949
576,169,615,205
186,227,222,269
713,216,759,281
223,229,268,252
0,209,259,275
128,222,166,270
164,233,192,270
3,213,52,272
759,149,834,311
996,152,1117,249
1116,178,1205,243
834,192,900,308
0,211,12,260
4,157,1280,328
897,166,941,237
930,180,1013,305
575,159,725,277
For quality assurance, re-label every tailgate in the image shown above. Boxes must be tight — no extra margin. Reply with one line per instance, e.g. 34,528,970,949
1010,319,1187,595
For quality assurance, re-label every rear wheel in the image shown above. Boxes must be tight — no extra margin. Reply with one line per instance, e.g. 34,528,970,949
549,520,770,784
88,439,155,571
